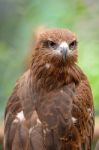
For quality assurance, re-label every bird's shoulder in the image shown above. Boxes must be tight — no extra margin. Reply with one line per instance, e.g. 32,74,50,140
5,69,32,118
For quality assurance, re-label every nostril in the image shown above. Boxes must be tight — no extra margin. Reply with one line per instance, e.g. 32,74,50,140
60,48,67,54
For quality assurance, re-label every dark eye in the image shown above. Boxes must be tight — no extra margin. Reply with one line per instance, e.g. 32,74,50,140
69,40,77,50
48,40,57,49
43,40,57,49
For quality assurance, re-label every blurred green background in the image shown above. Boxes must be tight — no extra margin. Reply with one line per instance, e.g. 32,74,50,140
0,0,99,149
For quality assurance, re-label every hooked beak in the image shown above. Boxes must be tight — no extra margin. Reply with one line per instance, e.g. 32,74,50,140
58,42,69,62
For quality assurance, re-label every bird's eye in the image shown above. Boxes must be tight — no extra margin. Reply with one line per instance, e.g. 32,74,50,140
43,40,57,49
48,40,57,49
69,40,77,50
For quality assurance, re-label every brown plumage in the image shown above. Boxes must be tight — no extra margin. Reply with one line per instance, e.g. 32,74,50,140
4,28,94,150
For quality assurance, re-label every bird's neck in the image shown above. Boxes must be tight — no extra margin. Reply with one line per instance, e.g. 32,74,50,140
31,61,86,92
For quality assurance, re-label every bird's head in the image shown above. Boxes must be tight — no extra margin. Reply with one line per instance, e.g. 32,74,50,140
32,28,78,67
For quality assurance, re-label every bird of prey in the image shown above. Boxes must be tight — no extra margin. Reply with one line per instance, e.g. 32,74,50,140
4,28,94,150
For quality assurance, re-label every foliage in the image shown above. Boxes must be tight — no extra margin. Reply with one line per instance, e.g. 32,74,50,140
0,0,99,121
0,144,2,150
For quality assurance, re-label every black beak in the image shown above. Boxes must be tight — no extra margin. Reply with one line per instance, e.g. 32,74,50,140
60,48,67,62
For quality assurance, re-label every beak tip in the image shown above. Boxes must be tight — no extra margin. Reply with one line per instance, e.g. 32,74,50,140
60,49,67,62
